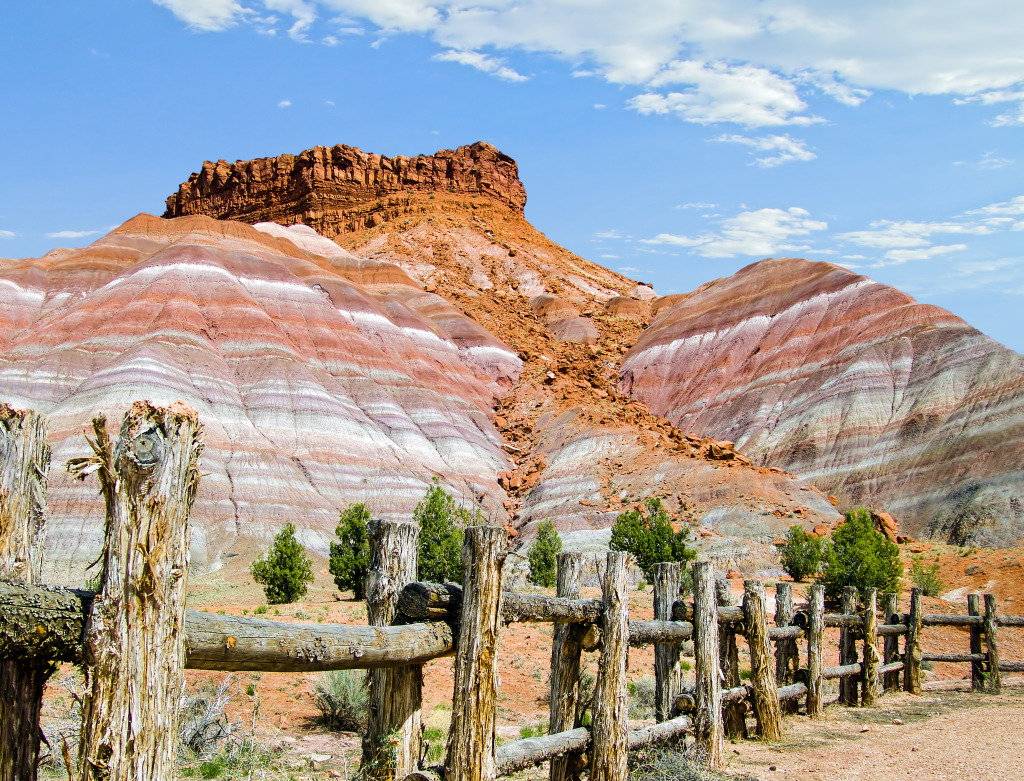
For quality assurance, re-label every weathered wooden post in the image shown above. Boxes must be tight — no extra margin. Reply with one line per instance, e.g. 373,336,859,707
774,582,798,715
446,526,505,781
365,521,421,779
692,562,723,768
0,405,50,781
652,562,682,723
717,578,746,739
69,402,204,781
590,552,628,781
882,592,900,692
968,594,984,691
903,587,922,694
861,589,879,707
983,594,1001,693
839,586,859,706
806,585,825,718
549,552,584,781
744,580,782,740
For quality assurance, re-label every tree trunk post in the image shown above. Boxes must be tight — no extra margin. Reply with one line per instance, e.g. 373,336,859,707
983,594,1001,694
717,578,746,739
903,587,922,694
692,562,723,768
445,526,505,781
590,552,629,781
364,521,421,779
806,585,825,718
774,582,798,715
71,402,204,781
549,552,584,781
744,580,782,741
860,588,879,707
882,593,900,692
839,587,859,706
0,405,50,781
967,594,984,692
652,563,681,723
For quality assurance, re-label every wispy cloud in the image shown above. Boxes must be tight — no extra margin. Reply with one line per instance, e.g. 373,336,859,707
277,98,292,107
954,151,1015,170
46,229,102,239
716,134,816,167
676,202,716,211
433,50,527,82
642,206,827,258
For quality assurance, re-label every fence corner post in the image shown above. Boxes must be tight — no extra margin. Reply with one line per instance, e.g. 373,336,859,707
882,592,900,692
364,520,421,779
904,587,922,694
806,584,825,718
839,586,859,706
73,402,204,781
744,579,782,740
653,562,682,723
968,594,984,692
692,562,723,768
0,406,50,781
983,594,1001,694
446,526,505,781
774,582,798,715
549,551,584,781
861,588,879,707
590,552,629,781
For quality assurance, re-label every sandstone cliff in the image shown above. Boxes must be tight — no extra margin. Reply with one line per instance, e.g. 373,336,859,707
620,258,1024,546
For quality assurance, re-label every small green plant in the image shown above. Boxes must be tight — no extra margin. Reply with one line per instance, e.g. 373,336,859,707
294,609,310,620
627,675,657,719
609,498,695,581
312,670,368,731
739,668,752,681
273,608,280,616
415,478,475,583
528,518,562,588
253,604,268,615
910,556,945,597
779,525,824,582
679,660,692,672
819,508,903,601
249,523,315,605
329,503,372,599
636,578,647,592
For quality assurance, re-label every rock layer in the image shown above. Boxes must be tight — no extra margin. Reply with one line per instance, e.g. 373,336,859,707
620,258,1024,545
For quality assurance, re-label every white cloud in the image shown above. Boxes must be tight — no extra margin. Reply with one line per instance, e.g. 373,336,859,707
153,0,248,31
46,229,101,238
278,98,292,107
433,50,527,82
881,244,968,264
967,195,1024,218
676,202,717,210
839,220,994,250
642,206,827,258
593,103,606,109
0,230,15,239
716,133,816,167
630,61,821,126
594,229,624,239
154,1,1024,126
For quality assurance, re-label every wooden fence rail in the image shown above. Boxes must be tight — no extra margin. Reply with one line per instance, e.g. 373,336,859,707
1,402,1024,781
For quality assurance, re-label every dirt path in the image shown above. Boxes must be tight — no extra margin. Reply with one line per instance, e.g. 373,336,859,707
724,684,1024,780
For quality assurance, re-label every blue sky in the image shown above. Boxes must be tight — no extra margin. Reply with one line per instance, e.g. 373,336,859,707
3,1,1023,349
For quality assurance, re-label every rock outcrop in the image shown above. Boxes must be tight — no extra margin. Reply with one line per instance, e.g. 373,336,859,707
164,142,527,233
620,258,1024,546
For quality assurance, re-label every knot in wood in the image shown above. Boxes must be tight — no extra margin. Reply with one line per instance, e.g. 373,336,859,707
127,427,165,468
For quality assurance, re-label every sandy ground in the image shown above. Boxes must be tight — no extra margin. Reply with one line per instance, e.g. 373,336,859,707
723,684,1024,781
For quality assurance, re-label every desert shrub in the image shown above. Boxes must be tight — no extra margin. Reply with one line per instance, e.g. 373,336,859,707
819,507,902,601
415,478,476,583
249,522,315,604
779,525,824,582
329,503,372,599
627,674,657,719
910,555,945,597
627,743,728,781
179,677,235,759
610,498,695,581
312,670,368,731
528,518,562,587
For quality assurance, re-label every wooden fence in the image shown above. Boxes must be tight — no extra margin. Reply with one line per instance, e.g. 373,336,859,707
0,402,1022,781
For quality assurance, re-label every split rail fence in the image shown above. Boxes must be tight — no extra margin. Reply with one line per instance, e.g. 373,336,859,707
0,402,1022,781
